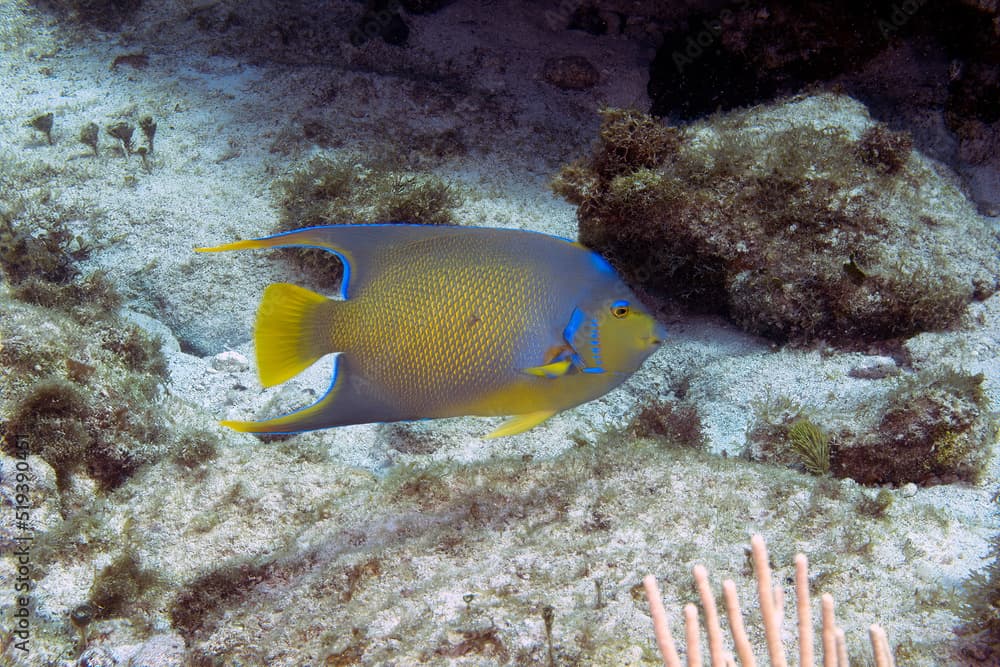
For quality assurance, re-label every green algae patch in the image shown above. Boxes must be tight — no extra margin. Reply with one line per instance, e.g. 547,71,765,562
552,96,1000,344
627,398,708,451
90,550,161,621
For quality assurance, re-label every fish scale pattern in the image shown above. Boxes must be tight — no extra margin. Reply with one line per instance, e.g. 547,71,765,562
337,235,559,415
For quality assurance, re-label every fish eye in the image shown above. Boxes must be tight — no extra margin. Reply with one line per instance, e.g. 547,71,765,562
611,300,629,318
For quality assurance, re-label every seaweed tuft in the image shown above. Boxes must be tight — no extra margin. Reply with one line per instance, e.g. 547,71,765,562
2,377,91,486
591,107,680,178
961,533,1000,659
787,418,830,476
855,124,913,175
629,400,707,450
89,550,159,621
855,488,894,519
0,209,81,286
169,561,273,639
172,428,221,469
100,323,169,378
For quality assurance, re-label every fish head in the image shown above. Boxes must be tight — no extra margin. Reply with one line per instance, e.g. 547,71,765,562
565,285,667,376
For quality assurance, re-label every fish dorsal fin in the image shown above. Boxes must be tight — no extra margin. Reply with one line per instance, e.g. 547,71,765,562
562,307,605,374
196,224,449,299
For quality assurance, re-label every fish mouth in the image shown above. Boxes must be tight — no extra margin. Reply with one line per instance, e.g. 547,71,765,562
647,322,668,346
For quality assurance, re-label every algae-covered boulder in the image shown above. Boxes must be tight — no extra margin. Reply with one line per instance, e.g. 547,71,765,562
832,368,996,486
553,95,1000,343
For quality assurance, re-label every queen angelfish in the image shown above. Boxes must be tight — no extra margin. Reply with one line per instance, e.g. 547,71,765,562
196,224,665,438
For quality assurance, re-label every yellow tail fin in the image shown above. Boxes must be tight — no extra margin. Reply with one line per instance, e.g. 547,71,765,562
255,283,334,387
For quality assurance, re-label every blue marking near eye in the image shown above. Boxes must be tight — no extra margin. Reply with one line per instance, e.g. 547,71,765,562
563,307,585,343
564,308,609,373
612,299,629,309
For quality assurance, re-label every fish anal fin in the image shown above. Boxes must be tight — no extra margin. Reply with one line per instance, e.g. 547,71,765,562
484,410,557,439
219,419,265,433
255,283,333,387
219,355,403,434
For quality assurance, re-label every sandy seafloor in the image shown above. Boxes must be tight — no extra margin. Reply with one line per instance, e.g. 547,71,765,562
1,1,999,665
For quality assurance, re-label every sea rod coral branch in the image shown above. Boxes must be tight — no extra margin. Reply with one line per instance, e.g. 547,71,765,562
643,534,896,667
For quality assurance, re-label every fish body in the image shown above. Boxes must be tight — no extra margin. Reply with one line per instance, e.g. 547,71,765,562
196,224,665,437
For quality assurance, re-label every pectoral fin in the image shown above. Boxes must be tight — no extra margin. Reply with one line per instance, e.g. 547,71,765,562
522,358,573,378
484,410,557,439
